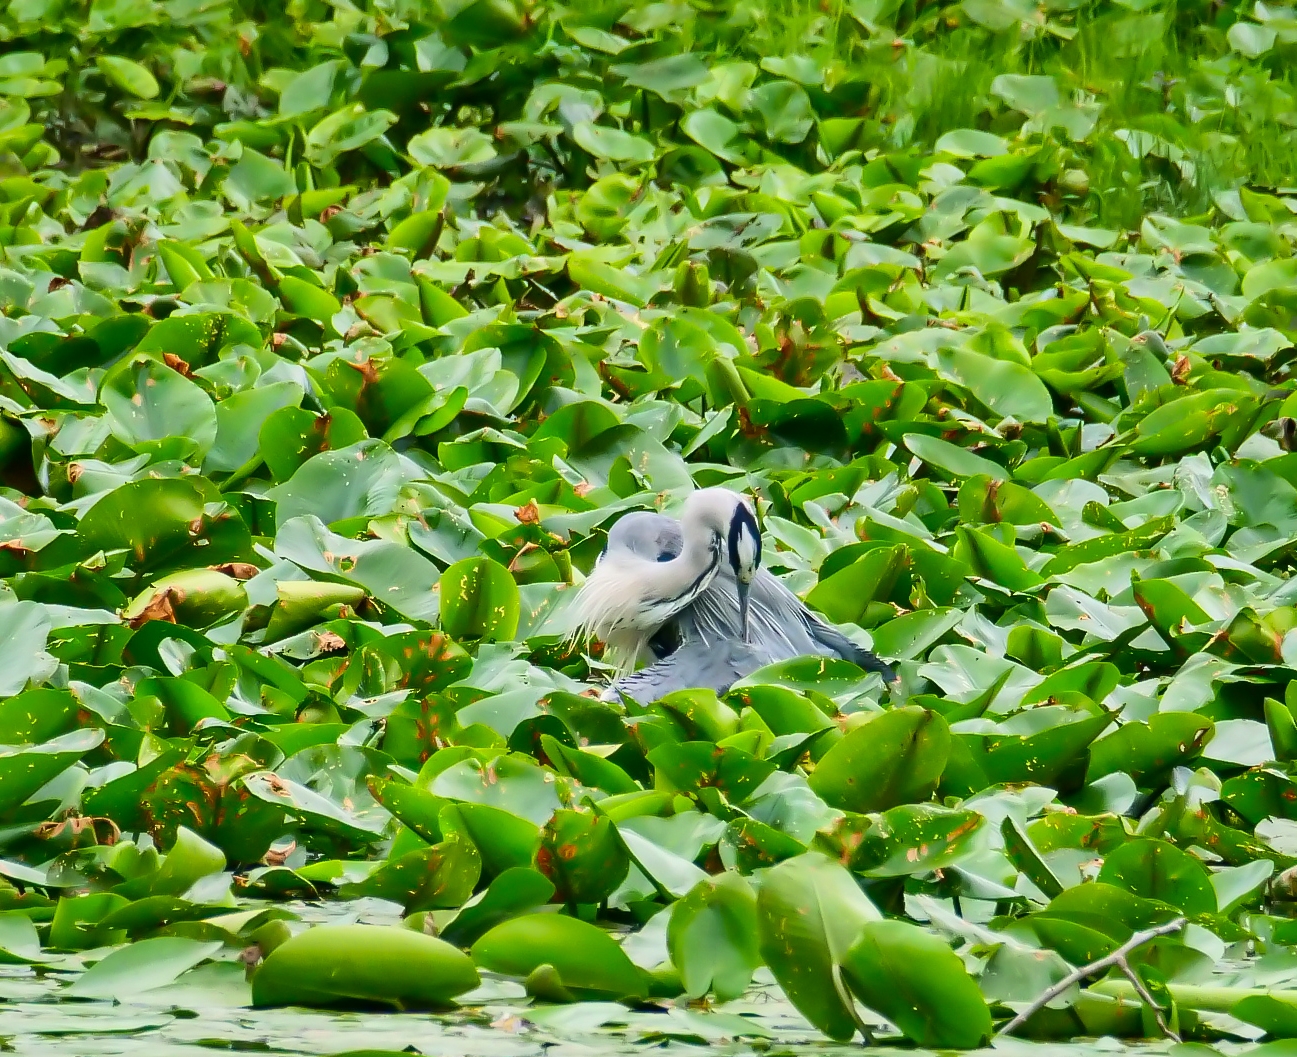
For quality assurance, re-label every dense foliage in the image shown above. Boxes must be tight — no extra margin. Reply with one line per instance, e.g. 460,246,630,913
2,0,1297,1051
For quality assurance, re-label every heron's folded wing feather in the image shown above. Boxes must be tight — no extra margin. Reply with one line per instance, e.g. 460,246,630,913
679,579,738,645
749,569,897,679
602,639,771,703
801,611,896,679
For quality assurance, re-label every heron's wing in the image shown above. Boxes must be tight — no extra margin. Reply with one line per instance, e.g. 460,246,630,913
683,568,803,655
597,508,895,680
688,568,896,680
602,638,771,703
800,609,896,680
758,571,896,678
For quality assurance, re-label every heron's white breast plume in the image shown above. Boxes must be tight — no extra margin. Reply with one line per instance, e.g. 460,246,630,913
569,554,663,674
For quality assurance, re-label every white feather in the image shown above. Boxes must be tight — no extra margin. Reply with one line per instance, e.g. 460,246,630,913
569,554,666,674
735,529,758,576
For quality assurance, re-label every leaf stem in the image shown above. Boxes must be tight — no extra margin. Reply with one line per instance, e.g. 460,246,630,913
830,962,874,1044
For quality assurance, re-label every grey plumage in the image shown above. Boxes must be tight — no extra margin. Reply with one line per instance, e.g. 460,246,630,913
597,510,895,702
608,637,772,702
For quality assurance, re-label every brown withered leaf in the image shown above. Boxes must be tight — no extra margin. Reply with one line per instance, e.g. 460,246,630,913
314,630,347,653
210,562,260,580
263,840,296,866
163,353,193,376
128,588,181,629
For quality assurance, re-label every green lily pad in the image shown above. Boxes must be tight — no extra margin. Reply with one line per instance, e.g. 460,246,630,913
251,924,480,1010
471,913,646,1001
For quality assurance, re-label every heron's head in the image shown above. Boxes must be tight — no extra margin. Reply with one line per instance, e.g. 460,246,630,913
728,497,760,641
684,487,761,639
726,498,761,587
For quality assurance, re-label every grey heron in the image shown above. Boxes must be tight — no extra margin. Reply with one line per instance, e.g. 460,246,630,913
572,488,762,674
574,494,897,702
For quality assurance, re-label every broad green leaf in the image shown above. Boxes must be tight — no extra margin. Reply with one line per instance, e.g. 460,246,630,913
571,122,656,163
1228,21,1277,57
97,55,159,99
536,809,629,904
439,556,520,640
439,867,556,948
252,925,479,1009
339,836,481,911
0,603,56,697
668,873,760,1002
68,937,222,999
1096,838,1217,916
279,60,343,117
0,728,104,815
937,346,1054,423
471,914,646,1001
807,707,949,813
408,127,496,168
841,920,993,1047
100,353,217,458
903,434,1010,481
935,128,1008,157
306,105,396,167
755,852,881,1041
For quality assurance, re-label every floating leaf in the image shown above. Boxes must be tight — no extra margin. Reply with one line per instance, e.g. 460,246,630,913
807,707,949,813
668,873,760,1002
1095,838,1217,916
841,920,993,1047
252,925,480,1009
68,938,223,999
471,914,646,1001
97,56,160,99
439,556,520,640
536,809,629,905
756,853,881,1041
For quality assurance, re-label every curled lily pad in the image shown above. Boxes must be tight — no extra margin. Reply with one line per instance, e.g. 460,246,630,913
807,707,949,813
251,924,480,1010
471,913,646,1001
756,853,881,1041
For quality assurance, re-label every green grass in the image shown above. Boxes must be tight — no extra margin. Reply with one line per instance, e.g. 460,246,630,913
687,0,1297,225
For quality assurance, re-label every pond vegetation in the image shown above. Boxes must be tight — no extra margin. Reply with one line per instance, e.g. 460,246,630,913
1,0,1297,1052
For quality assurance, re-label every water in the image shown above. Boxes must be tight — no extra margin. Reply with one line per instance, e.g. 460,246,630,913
2,899,1263,1057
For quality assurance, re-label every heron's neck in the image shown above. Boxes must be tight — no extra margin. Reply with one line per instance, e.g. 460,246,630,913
645,518,721,618
680,516,721,571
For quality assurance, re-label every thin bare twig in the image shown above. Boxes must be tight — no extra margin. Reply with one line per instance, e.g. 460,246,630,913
1115,956,1180,1041
997,916,1186,1038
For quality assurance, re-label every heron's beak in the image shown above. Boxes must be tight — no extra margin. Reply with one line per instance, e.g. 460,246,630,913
737,580,751,642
